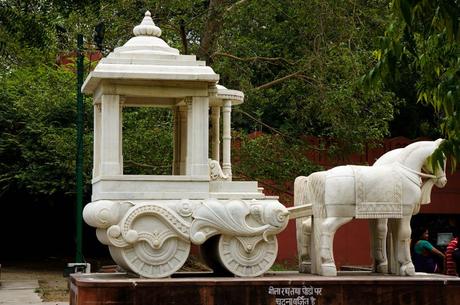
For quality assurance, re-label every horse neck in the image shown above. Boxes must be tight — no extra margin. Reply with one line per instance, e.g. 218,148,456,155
373,148,402,166
399,144,435,172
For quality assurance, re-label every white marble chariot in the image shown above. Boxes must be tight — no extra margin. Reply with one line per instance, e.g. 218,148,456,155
82,12,290,278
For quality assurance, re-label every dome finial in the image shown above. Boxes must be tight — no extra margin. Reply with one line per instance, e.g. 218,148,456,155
133,11,161,37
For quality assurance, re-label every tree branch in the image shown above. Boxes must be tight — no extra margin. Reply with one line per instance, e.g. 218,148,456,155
236,109,288,136
254,71,303,90
226,0,249,12
211,51,295,65
124,160,171,169
235,109,327,152
252,70,320,90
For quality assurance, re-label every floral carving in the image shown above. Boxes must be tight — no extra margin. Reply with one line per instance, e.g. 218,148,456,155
190,198,288,245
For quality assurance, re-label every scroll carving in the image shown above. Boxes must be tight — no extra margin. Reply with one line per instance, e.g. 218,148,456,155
190,198,288,245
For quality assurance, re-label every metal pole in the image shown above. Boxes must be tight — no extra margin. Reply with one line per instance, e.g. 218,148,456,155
76,33,84,263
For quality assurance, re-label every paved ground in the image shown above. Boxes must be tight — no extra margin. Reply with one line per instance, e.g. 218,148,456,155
0,280,68,305
0,261,71,305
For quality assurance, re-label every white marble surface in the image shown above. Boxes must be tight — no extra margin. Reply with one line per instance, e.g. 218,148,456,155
294,139,447,276
82,11,288,278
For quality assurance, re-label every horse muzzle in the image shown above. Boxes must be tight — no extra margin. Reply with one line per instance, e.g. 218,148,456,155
435,176,447,188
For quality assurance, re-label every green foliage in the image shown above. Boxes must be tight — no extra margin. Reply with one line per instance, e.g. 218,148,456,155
213,0,397,154
232,131,323,186
45,0,214,56
0,63,93,196
0,62,176,197
123,108,174,175
0,1,60,69
0,0,405,201
365,0,460,168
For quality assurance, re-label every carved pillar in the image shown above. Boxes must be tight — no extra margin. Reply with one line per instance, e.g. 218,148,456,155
119,99,123,174
186,98,192,175
211,106,220,162
222,99,232,179
100,94,122,175
186,97,209,176
172,106,180,175
172,105,188,175
179,106,188,175
93,103,101,177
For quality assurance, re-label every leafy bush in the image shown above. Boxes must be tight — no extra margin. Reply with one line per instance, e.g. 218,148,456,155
232,131,323,190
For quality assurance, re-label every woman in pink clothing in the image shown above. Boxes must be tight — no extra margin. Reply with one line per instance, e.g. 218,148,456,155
445,230,459,276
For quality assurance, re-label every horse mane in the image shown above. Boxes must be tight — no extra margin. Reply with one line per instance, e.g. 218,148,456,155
374,140,441,167
397,140,441,164
397,139,444,207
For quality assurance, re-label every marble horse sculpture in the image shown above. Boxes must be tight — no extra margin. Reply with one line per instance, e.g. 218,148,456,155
294,139,447,276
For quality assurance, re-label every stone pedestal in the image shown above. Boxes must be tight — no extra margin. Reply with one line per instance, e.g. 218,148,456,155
70,272,460,305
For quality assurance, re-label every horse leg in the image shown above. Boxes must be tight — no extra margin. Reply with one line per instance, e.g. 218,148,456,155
369,218,388,273
318,216,353,276
395,216,415,276
387,218,398,274
296,216,312,273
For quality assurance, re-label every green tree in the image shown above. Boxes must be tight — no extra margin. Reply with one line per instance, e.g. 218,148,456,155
0,1,59,70
0,63,93,197
0,0,402,200
211,0,397,155
123,108,174,175
232,131,322,192
366,0,460,167
0,60,175,199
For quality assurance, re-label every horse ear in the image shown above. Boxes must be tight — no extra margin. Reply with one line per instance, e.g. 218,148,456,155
435,138,444,147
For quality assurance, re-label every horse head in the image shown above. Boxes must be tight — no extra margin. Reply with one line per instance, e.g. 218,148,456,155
421,139,447,188
374,139,447,203
399,139,447,205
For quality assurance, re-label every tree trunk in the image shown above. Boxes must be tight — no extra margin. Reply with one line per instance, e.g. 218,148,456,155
197,0,225,65
179,19,188,55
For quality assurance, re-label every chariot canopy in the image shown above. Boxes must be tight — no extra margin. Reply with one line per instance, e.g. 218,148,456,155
81,11,250,200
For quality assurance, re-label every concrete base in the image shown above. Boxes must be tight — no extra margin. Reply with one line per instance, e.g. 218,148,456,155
70,271,460,305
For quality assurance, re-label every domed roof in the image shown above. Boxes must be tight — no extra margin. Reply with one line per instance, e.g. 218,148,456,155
210,84,244,106
82,11,219,93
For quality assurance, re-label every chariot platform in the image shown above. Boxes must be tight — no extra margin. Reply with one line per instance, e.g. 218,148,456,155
70,271,460,305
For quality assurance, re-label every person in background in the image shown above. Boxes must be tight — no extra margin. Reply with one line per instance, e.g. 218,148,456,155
445,229,459,276
412,228,445,273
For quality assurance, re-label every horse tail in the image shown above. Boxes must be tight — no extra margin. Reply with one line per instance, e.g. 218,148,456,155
294,176,309,207
294,173,327,273
294,172,327,217
294,175,312,272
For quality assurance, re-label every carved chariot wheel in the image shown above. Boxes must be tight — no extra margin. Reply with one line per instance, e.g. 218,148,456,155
109,204,192,278
118,237,190,278
217,234,278,277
